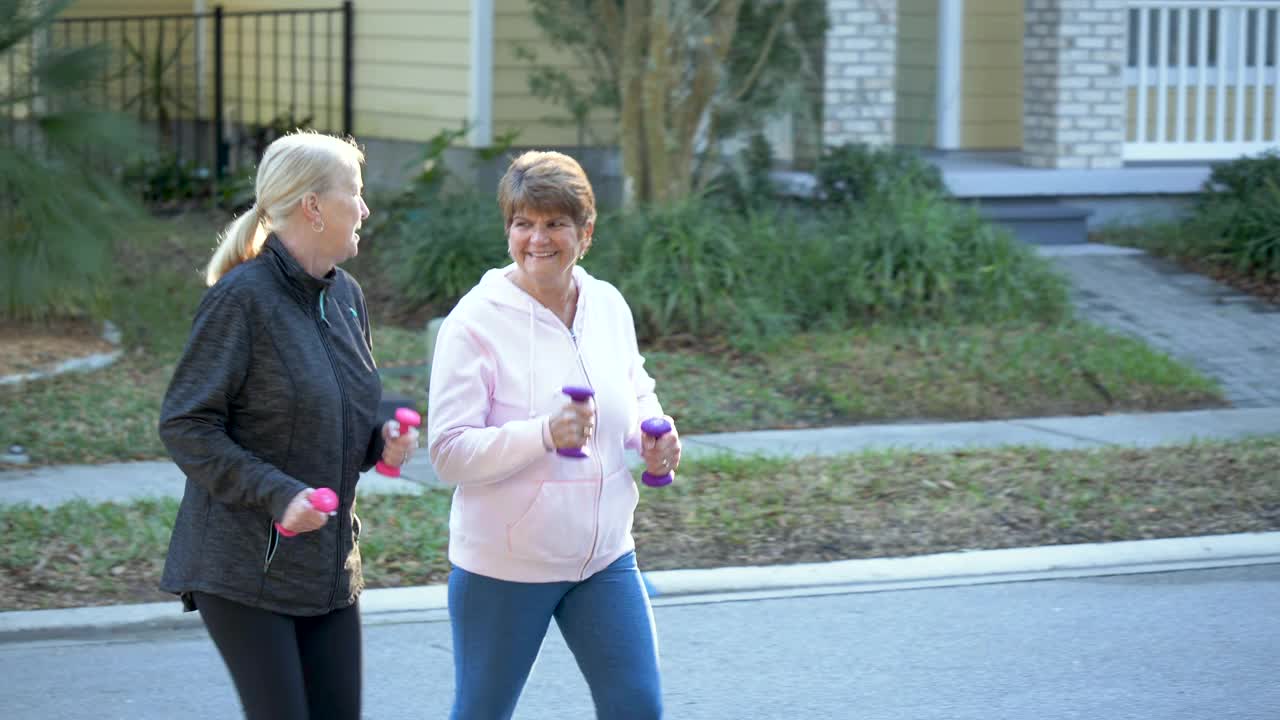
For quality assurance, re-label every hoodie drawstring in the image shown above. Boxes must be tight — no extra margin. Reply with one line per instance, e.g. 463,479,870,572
527,300,537,418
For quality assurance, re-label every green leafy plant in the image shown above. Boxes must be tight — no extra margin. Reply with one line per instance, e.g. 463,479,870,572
1200,149,1280,202
121,153,210,210
1193,153,1280,278
585,194,1069,349
704,131,780,212
815,143,947,206
0,0,148,320
366,126,518,315
120,25,192,135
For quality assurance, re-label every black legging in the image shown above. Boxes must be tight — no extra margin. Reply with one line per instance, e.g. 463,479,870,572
193,591,362,720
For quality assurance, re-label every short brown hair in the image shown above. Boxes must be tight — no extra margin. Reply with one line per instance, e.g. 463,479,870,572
497,151,597,231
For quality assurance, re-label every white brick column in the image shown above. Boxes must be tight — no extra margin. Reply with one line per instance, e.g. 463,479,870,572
1022,0,1127,168
823,0,898,146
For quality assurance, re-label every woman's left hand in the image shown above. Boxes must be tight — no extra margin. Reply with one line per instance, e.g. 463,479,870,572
640,415,681,477
380,417,420,468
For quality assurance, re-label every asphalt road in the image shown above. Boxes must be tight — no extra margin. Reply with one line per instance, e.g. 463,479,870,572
4,564,1277,719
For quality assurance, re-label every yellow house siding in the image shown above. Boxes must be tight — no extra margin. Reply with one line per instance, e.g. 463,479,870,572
896,0,937,147
216,0,469,143
492,0,614,147
31,2,195,122
962,0,1022,150
63,0,192,16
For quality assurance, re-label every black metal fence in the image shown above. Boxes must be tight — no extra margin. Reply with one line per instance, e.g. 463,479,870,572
3,2,352,192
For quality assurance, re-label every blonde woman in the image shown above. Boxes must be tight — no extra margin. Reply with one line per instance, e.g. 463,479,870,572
158,131,417,720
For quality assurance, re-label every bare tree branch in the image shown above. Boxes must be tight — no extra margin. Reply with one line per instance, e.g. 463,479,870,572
731,0,796,102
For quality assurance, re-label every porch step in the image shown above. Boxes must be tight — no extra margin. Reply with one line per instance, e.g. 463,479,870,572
973,201,1093,245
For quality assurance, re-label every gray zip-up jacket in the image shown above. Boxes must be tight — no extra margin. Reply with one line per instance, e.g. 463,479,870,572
158,235,385,616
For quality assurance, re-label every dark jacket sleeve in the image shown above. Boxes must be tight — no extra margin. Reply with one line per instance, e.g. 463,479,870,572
353,279,386,472
362,421,387,472
158,285,308,519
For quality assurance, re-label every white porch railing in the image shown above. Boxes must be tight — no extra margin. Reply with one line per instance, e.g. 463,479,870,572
1126,1,1280,161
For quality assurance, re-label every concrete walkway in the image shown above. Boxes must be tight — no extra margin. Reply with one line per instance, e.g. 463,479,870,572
1,407,1277,508
1041,244,1280,407
2,405,1275,639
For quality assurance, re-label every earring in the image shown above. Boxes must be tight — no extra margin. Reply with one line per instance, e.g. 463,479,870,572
312,218,325,233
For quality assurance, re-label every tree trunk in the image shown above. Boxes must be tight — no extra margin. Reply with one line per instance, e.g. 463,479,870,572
618,0,745,206
618,0,650,207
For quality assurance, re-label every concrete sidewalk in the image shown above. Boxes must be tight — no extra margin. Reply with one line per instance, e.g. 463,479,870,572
1,406,1275,642
1,407,1276,508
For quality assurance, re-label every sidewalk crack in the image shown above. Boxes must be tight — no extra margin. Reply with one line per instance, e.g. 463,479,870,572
1007,420,1115,447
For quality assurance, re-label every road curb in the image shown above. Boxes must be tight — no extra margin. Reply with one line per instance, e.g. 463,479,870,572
642,531,1280,597
3,532,1276,642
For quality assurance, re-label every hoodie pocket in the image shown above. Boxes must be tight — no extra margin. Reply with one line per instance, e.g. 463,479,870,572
506,479,598,562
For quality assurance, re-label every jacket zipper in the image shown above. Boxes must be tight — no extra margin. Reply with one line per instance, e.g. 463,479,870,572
315,290,349,609
564,322,603,581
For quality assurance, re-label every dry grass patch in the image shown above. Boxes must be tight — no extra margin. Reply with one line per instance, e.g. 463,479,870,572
2,438,1275,610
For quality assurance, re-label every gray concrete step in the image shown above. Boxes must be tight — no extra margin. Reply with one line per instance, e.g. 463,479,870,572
975,200,1093,245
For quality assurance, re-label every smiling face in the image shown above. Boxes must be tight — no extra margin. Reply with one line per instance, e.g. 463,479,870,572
507,207,593,292
497,152,598,295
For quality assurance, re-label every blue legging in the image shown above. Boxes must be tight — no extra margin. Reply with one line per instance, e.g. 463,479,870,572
448,551,663,720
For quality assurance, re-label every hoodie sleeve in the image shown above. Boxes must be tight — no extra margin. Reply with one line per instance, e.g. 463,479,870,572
157,285,308,519
620,294,664,451
427,314,549,486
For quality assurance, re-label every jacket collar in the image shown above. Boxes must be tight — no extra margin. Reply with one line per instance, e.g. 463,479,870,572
262,234,334,305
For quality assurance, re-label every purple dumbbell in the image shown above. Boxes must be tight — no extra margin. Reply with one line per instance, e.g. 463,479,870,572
640,417,674,487
557,385,595,458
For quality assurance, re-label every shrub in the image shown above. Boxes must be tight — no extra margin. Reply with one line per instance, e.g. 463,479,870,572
1194,153,1280,278
364,127,512,316
121,154,210,211
1,0,148,320
378,190,507,314
1201,187,1280,277
822,191,1070,325
703,131,780,213
586,195,1069,348
815,143,946,206
371,134,1068,347
1200,150,1280,203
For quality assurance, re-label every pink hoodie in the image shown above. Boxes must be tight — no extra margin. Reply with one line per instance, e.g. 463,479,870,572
426,264,664,582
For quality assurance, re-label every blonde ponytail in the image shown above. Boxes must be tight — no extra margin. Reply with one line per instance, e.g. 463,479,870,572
205,208,267,286
203,130,365,286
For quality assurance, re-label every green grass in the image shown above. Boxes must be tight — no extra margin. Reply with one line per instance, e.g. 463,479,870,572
3,437,1276,610
1,320,1224,466
0,212,1226,465
383,321,1223,435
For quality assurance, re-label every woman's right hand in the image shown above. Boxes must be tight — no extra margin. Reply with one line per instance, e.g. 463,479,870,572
278,488,330,535
548,396,596,451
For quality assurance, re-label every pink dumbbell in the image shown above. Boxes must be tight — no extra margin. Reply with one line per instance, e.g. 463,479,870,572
558,385,595,458
276,487,338,537
376,407,422,478
640,417,674,487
